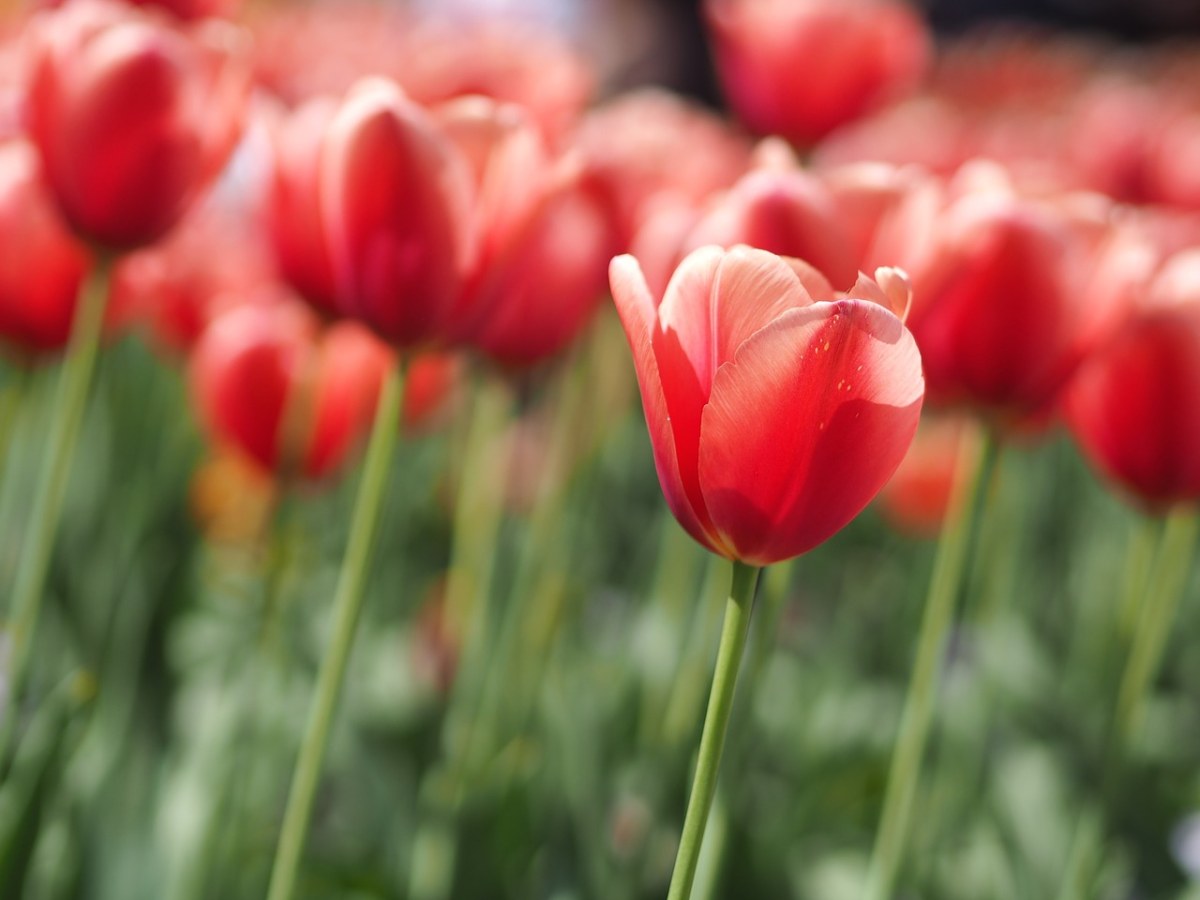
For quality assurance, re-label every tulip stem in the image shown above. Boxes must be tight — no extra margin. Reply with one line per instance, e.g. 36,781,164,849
864,428,997,900
266,358,405,900
1112,508,1197,749
3,256,111,742
666,559,761,900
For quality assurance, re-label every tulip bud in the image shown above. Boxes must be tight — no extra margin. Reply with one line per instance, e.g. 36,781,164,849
319,78,474,347
24,0,249,250
1065,252,1200,509
704,0,930,146
0,140,92,357
440,97,618,367
191,305,455,481
265,97,341,317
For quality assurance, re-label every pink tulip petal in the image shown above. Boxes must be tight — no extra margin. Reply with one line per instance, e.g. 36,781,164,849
657,244,811,392
609,254,723,553
846,266,912,320
698,298,923,564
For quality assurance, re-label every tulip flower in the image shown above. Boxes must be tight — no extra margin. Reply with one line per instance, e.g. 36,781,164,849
1065,251,1200,509
319,78,474,347
615,244,923,900
679,141,860,290
704,0,930,146
440,98,618,367
24,0,249,250
0,140,91,357
265,98,341,316
611,244,924,565
191,305,454,481
893,178,1153,421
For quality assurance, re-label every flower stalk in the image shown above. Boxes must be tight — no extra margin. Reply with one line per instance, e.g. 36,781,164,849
266,358,405,900
5,256,112,729
864,428,997,900
667,560,761,900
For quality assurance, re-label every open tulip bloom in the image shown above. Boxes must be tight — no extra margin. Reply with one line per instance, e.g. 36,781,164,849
610,244,923,898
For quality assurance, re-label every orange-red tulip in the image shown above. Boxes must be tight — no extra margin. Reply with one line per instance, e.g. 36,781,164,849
24,0,248,250
1065,251,1200,509
704,0,930,146
611,245,924,565
0,140,91,356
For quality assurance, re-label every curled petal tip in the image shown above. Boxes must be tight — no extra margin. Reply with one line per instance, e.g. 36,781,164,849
845,267,912,322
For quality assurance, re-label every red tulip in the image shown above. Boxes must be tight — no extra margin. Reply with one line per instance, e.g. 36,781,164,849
610,244,924,564
24,0,249,250
896,181,1152,420
440,98,618,367
0,140,91,356
191,305,455,480
190,304,315,477
704,0,930,146
1065,251,1200,509
679,141,859,289
303,321,395,478
265,97,340,316
320,78,474,347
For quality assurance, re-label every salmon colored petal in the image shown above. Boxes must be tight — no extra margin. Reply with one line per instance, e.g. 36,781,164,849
698,298,923,564
846,266,912,321
657,244,810,393
781,256,835,300
609,254,724,553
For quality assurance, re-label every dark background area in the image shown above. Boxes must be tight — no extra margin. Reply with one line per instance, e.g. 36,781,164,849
647,0,1200,105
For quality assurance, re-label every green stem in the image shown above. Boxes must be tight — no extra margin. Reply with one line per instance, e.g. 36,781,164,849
0,369,28,484
1112,509,1198,750
666,560,761,900
4,259,111,736
265,359,405,900
864,429,997,900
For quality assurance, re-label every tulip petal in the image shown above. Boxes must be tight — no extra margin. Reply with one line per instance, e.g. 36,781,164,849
657,244,812,392
610,254,724,553
846,266,913,321
698,298,923,564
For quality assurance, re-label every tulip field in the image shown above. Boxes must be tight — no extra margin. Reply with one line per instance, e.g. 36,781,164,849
4,0,1200,898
